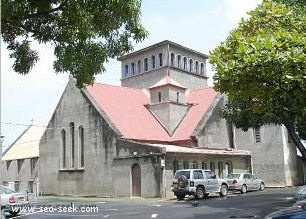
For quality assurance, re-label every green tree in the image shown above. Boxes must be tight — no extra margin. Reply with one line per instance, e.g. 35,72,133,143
1,0,148,87
209,0,306,157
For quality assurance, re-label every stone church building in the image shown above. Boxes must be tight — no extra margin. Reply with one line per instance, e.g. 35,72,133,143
39,40,304,198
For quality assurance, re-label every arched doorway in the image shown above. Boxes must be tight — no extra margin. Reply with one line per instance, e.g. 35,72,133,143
131,163,141,196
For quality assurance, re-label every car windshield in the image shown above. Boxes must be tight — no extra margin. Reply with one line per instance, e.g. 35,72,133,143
174,171,190,179
227,174,241,179
0,185,15,194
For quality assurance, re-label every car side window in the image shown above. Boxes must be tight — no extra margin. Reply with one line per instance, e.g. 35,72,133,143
205,171,215,179
193,171,199,179
193,170,204,179
243,174,250,179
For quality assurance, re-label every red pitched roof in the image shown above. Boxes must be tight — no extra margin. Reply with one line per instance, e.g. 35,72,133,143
85,84,217,143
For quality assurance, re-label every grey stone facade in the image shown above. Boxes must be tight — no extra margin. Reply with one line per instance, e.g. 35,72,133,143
235,125,300,187
39,80,117,196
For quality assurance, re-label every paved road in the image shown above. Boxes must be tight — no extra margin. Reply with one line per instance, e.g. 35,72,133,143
4,188,298,219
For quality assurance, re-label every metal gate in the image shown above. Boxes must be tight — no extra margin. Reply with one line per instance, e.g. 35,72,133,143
131,163,141,197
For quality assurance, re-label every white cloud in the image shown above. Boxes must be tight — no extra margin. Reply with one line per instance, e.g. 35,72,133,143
221,0,262,23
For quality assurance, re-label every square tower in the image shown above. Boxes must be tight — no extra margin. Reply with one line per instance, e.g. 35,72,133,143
118,40,209,90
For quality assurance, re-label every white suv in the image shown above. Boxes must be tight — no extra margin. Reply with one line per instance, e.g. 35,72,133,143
172,169,229,200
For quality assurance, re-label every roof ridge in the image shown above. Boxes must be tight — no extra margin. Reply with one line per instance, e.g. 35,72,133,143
189,86,215,92
2,125,32,156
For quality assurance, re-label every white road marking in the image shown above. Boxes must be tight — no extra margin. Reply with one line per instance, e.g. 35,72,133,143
101,208,118,211
95,201,107,204
104,215,110,218
151,213,159,218
151,204,162,207
41,213,100,217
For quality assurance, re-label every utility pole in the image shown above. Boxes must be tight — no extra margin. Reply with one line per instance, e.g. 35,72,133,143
0,136,5,219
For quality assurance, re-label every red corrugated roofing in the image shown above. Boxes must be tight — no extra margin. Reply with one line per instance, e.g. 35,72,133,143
85,83,217,143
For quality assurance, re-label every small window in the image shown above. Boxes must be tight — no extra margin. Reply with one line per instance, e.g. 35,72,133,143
30,157,38,174
6,161,12,170
200,63,204,74
173,160,179,175
158,92,162,103
255,127,261,143
210,162,215,172
225,162,233,174
28,181,34,193
79,126,85,168
218,161,223,178
14,181,20,192
176,92,179,103
124,65,129,77
17,159,24,173
137,60,141,73
189,59,193,72
144,58,148,71
183,57,187,70
159,53,163,66
177,55,181,68
201,162,207,170
70,122,75,168
152,55,156,69
170,53,175,67
183,161,189,169
192,161,198,169
196,61,199,74
61,129,66,168
131,62,135,75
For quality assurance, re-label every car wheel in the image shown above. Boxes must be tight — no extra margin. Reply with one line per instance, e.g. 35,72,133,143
259,182,265,191
219,184,228,197
176,194,185,200
196,187,205,199
241,184,247,193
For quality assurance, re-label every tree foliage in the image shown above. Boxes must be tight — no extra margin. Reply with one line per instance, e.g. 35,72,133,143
2,0,148,87
209,0,306,156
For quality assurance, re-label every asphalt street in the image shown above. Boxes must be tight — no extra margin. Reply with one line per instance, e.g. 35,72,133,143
4,187,298,219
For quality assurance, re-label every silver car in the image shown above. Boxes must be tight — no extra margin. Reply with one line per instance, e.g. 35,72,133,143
1,185,29,217
295,185,306,201
226,173,265,193
172,169,229,200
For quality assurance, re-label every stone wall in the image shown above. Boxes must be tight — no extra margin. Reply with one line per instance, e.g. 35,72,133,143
39,78,117,196
1,157,39,193
234,125,300,186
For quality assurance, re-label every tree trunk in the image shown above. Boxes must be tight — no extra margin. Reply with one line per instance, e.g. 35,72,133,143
285,123,306,160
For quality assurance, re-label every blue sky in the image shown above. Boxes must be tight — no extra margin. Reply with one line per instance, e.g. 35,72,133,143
1,0,261,148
